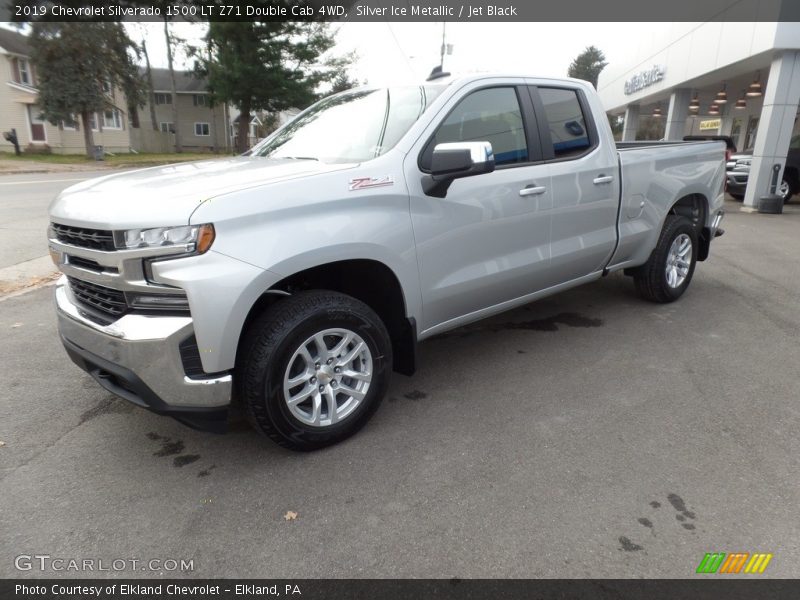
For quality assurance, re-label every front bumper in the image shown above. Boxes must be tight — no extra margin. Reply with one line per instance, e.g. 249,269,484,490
726,171,748,195
56,277,232,432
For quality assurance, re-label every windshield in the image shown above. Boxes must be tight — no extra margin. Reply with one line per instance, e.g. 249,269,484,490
251,85,445,163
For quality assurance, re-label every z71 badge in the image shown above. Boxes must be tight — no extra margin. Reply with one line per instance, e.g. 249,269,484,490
348,175,394,191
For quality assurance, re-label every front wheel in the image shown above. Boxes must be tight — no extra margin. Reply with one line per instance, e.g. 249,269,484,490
236,290,392,451
778,177,795,203
633,215,698,303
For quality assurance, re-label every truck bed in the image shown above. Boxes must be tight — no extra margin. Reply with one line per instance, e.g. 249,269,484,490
607,140,727,271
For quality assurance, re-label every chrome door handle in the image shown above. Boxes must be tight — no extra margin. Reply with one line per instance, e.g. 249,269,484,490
519,185,546,196
593,175,614,185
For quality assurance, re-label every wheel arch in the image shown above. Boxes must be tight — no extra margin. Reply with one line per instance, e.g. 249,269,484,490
237,259,417,377
667,193,710,261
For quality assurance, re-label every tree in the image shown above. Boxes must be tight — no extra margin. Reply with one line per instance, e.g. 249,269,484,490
329,69,360,95
29,22,144,157
141,39,159,131
197,21,350,153
567,46,608,89
163,20,183,152
636,116,666,141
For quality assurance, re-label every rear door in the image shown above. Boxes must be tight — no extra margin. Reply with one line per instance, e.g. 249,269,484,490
527,84,620,285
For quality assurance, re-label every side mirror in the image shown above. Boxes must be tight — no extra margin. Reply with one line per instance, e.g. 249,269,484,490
423,141,495,197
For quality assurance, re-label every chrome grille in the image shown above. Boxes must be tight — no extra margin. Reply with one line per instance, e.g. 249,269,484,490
52,223,115,251
67,255,103,272
67,277,128,319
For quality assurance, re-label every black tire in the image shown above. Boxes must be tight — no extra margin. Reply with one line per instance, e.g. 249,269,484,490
729,193,744,201
236,290,392,451
779,177,796,204
633,215,698,303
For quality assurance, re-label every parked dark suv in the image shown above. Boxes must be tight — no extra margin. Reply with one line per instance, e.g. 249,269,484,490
726,135,800,203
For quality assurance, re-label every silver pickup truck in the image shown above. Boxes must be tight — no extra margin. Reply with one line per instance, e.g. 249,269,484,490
49,74,726,450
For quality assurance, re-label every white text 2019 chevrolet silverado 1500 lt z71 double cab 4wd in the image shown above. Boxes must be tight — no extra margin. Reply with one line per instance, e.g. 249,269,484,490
49,75,726,450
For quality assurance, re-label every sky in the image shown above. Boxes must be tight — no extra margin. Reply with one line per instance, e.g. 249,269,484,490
1,21,659,86
121,22,656,85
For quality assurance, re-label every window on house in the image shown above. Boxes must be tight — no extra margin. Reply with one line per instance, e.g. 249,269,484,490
103,109,123,130
194,122,210,136
102,80,112,94
193,94,208,107
160,122,174,133
18,58,31,85
155,93,172,105
88,113,98,131
61,115,79,130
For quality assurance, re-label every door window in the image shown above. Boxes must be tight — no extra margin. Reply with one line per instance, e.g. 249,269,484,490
421,87,528,169
536,87,593,159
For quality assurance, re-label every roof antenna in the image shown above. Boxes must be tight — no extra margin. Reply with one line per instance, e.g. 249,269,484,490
428,23,452,81
427,65,450,81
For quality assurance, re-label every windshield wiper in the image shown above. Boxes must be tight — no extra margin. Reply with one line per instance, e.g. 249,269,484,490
277,156,319,161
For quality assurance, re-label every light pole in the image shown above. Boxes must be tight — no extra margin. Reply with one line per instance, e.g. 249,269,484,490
440,22,446,69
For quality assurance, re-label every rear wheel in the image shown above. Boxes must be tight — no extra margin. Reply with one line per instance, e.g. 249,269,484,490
633,215,698,303
236,290,391,451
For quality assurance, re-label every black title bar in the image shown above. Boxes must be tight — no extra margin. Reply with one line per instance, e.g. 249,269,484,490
3,0,800,22
3,579,800,600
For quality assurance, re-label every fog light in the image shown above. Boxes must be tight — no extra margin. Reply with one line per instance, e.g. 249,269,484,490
126,293,190,311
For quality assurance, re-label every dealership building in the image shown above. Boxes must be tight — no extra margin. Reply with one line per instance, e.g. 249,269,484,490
597,21,800,208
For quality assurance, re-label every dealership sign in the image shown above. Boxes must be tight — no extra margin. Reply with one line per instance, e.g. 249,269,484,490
699,119,721,131
624,65,666,95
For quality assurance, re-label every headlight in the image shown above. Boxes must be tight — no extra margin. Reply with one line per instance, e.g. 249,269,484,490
117,224,215,254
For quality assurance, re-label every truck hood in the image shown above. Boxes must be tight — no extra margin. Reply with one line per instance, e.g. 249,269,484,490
49,157,355,229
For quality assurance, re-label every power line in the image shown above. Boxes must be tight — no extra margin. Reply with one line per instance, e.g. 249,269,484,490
385,23,415,76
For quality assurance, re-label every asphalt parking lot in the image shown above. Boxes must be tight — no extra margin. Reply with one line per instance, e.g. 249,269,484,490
1,198,799,579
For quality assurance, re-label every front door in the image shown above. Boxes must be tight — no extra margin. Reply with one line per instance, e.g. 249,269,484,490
405,83,553,333
28,105,46,143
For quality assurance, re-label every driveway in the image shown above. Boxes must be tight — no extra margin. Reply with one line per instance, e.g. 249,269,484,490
1,198,799,578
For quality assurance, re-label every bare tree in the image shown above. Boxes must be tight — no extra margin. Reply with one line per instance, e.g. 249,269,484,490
164,20,182,152
141,39,159,131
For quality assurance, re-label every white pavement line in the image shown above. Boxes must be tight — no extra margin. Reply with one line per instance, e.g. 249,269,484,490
0,177,88,186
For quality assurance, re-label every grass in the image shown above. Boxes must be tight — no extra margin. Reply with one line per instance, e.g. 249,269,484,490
0,151,234,168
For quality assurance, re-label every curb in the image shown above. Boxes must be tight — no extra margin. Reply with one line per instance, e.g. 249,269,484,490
0,255,60,298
